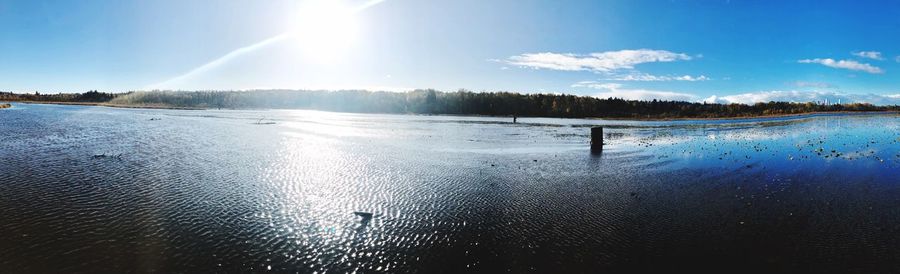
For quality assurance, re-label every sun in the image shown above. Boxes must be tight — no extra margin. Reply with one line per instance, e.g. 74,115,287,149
291,0,360,61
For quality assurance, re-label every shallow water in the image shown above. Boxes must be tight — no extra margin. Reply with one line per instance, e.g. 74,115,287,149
2,103,900,273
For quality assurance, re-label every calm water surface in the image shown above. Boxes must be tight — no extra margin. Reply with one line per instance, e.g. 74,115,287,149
2,103,900,273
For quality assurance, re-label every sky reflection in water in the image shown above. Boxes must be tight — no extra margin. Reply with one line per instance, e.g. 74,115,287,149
2,104,900,272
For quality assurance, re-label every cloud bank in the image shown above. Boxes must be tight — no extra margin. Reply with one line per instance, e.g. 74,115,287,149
790,81,834,88
572,81,699,101
506,49,692,72
798,58,883,74
703,90,900,105
851,51,884,60
570,80,900,105
599,72,710,81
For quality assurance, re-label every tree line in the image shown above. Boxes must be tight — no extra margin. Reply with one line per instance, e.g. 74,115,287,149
2,89,898,119
0,90,114,103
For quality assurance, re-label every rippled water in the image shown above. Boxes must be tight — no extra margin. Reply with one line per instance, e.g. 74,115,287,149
2,103,900,273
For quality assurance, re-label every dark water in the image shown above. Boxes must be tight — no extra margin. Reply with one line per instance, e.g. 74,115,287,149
2,103,900,273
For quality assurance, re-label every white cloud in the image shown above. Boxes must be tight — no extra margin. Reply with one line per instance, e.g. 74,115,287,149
506,49,692,72
572,81,698,101
599,72,710,81
570,82,900,105
798,58,883,74
571,81,623,90
851,51,883,60
790,81,834,88
702,90,900,105
673,75,710,81
594,89,699,102
895,56,900,63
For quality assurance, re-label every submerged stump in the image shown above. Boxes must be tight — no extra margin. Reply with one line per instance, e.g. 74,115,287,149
591,127,603,151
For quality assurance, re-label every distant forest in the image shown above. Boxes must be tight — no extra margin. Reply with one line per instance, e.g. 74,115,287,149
2,89,899,119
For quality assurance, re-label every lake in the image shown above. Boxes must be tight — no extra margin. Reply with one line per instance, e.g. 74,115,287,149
2,103,900,273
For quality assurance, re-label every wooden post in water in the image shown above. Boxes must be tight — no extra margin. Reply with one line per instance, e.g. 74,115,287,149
591,127,603,151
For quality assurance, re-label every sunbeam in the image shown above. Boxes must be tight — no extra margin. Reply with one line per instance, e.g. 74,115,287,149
146,0,387,90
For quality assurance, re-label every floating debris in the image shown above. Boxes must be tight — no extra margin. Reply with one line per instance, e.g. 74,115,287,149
254,117,276,125
92,153,122,159
354,211,375,229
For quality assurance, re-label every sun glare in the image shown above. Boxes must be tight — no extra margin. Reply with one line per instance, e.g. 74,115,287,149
291,0,360,61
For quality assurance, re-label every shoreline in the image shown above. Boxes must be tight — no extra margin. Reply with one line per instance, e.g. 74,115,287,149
6,101,898,121
8,101,205,110
595,111,900,121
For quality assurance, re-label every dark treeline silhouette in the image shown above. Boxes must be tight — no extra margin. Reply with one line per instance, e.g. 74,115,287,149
0,90,114,103
2,89,898,118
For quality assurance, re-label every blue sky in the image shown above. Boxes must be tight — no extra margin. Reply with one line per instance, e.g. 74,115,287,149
2,0,900,104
